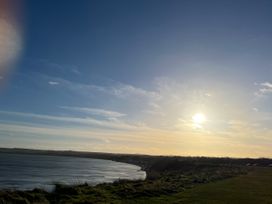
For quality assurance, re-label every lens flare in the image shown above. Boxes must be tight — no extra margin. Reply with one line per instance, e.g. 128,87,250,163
0,0,22,86
0,19,21,68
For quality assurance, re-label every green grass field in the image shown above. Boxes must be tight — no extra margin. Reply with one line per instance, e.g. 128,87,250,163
139,167,272,204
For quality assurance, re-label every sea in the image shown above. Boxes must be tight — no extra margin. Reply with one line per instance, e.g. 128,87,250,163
0,152,146,191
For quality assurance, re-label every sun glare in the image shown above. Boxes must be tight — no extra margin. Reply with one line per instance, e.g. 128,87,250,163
192,113,206,128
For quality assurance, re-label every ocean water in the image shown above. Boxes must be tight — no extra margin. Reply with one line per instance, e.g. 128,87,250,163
0,153,146,191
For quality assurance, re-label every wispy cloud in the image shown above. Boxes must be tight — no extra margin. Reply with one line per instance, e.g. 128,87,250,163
44,76,160,100
0,110,145,131
255,82,272,96
0,122,198,154
60,106,126,118
28,59,81,76
111,83,160,99
71,68,81,75
48,81,59,85
261,82,272,88
3,72,272,156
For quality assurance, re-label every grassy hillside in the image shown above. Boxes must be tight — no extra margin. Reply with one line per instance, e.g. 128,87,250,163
143,167,272,204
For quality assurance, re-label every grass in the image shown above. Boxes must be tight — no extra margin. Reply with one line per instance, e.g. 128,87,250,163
141,167,272,204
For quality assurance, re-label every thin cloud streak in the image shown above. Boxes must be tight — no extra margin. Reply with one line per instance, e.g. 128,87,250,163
60,106,126,118
43,75,161,100
0,110,146,131
255,82,272,97
48,81,59,85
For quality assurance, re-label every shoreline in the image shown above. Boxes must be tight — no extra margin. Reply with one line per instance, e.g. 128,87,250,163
1,147,271,178
1,148,272,203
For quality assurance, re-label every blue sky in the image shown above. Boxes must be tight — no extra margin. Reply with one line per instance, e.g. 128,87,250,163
0,0,272,157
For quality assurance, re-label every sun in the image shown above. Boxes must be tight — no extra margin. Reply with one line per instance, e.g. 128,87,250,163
192,113,206,127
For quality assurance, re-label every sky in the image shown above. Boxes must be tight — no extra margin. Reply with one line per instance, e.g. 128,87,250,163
0,0,272,157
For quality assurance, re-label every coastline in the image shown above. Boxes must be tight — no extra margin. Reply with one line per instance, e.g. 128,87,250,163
1,147,271,179
0,148,272,203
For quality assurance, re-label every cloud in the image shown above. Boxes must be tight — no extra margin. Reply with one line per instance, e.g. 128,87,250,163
43,76,161,102
0,123,135,141
0,122,195,154
24,74,258,134
2,73,272,156
111,83,160,100
0,110,146,131
71,68,81,75
255,82,272,96
253,107,258,112
261,82,272,89
48,81,59,85
60,106,126,118
29,59,81,76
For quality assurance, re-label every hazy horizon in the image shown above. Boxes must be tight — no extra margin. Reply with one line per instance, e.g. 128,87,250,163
1,0,272,158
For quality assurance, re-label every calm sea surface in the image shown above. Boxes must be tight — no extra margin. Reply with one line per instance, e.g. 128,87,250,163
0,153,146,191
